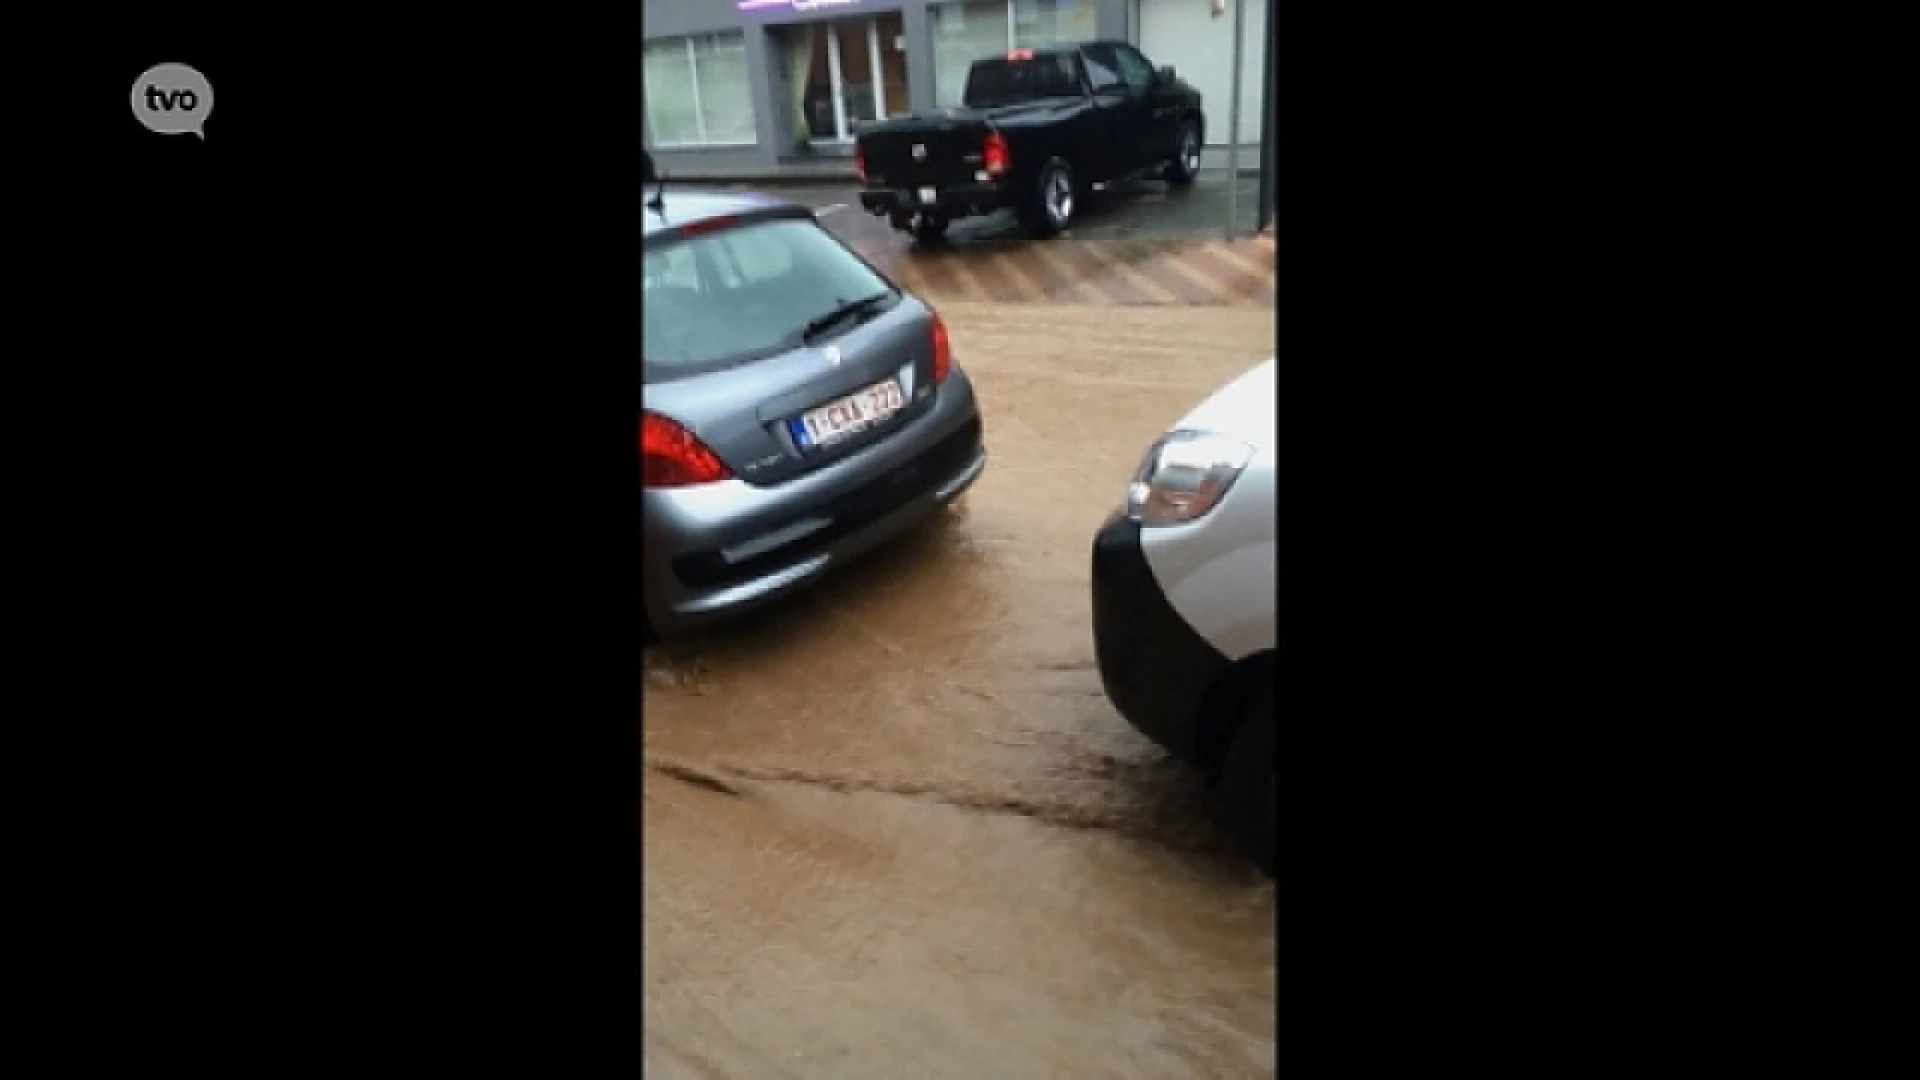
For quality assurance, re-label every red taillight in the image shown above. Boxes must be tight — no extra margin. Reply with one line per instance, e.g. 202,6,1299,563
983,132,1010,176
930,311,953,385
641,411,732,488
853,145,866,183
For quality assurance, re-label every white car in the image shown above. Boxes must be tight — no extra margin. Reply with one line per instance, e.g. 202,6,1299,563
1090,358,1277,873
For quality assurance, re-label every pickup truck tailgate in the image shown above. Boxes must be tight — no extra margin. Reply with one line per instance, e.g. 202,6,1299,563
859,121,985,188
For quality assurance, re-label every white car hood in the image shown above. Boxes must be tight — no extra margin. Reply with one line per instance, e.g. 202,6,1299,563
1173,358,1274,449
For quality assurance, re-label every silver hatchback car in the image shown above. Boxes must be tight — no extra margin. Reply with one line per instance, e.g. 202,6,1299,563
642,182,987,638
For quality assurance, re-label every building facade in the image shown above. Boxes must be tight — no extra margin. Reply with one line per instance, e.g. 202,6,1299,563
643,0,1269,175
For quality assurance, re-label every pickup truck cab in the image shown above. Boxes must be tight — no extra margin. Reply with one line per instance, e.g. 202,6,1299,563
854,41,1204,242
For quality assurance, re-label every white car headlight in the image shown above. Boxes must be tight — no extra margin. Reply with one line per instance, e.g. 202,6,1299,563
1124,430,1255,527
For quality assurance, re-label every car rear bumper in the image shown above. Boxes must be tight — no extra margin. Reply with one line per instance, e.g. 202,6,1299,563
1090,512,1229,761
859,180,1013,221
643,372,985,638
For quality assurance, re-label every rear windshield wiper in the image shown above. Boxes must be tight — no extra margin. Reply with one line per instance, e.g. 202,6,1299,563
801,291,893,343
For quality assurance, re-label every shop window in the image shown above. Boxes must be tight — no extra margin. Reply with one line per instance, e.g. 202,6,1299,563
932,0,1098,107
644,32,757,147
776,13,908,145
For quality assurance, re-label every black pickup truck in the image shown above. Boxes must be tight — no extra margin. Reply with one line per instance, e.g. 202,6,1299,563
854,41,1204,242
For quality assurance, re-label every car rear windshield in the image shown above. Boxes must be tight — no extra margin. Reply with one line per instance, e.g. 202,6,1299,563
643,216,896,382
963,53,1084,108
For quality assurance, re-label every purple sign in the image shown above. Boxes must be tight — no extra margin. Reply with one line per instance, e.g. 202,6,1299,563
736,0,871,17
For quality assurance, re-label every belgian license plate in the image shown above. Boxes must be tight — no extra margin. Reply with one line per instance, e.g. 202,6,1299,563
917,186,937,204
790,378,907,450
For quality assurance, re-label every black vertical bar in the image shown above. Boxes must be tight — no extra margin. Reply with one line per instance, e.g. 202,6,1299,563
1257,0,1278,230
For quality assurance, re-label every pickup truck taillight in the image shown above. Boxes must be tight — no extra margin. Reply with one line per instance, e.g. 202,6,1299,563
854,145,866,183
983,132,1010,177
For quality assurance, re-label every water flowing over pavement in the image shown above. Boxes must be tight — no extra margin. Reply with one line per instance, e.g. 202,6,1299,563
774,174,1275,310
644,295,1278,1073
876,231,1273,309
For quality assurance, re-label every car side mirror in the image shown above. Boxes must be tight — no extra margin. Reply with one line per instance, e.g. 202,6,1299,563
1159,66,1177,84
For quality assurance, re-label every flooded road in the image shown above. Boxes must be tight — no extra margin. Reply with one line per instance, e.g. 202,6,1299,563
644,302,1278,1078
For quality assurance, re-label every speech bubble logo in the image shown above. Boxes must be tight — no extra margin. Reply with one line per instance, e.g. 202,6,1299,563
130,63,214,139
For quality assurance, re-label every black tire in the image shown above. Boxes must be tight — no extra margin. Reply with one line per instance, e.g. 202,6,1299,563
1164,120,1202,186
913,213,950,244
1022,158,1078,237
1212,683,1276,876
890,210,915,233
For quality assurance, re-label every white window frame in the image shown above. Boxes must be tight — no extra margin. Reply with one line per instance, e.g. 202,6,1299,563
825,25,849,142
868,22,888,120
645,31,757,150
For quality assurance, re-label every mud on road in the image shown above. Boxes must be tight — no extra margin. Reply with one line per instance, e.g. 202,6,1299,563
644,304,1278,1078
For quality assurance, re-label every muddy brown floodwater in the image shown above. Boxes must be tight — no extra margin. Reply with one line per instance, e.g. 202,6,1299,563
644,302,1279,1079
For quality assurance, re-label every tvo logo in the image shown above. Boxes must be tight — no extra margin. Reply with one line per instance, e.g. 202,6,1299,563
131,63,214,139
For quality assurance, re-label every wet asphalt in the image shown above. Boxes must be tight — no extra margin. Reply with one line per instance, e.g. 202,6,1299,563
759,168,1265,245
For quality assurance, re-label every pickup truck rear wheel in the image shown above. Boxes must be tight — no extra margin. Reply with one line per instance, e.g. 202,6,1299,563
1165,120,1202,186
1023,158,1077,237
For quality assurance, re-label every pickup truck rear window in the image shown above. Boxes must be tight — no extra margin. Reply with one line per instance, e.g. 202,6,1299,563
643,217,896,382
963,53,1084,108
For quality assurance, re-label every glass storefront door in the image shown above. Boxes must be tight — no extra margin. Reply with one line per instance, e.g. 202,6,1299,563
777,13,909,147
